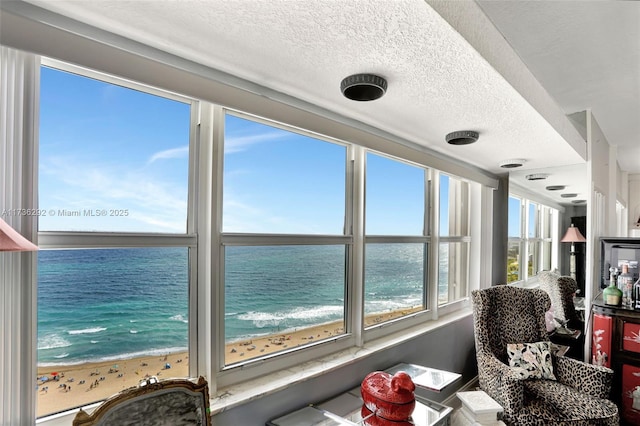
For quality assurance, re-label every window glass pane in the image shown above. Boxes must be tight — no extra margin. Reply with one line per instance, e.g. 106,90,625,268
440,175,450,236
223,114,346,234
364,243,425,325
508,196,522,238
439,174,469,236
438,242,469,305
543,207,555,239
542,241,552,271
37,247,189,417
528,202,538,238
224,245,346,365
366,153,424,235
528,241,539,277
39,67,190,233
507,241,521,283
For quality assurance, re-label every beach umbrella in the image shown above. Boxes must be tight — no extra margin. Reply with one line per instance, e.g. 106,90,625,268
39,376,48,382
50,372,58,376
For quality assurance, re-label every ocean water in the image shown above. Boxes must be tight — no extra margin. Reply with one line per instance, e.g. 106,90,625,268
38,244,441,366
37,248,189,366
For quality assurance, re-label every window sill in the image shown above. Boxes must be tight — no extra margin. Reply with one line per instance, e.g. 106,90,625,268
209,307,472,416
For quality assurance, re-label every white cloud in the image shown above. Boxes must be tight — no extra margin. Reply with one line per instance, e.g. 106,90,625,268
224,131,285,154
148,146,189,164
39,156,187,233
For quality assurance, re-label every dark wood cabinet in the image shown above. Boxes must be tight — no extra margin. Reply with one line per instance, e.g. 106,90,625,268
591,295,640,425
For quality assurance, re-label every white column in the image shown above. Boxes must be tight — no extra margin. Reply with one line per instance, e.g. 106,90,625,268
0,46,39,426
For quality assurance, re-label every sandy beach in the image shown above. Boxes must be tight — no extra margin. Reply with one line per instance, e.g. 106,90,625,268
37,308,419,418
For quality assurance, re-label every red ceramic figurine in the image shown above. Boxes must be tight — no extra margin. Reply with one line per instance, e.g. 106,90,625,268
361,371,416,422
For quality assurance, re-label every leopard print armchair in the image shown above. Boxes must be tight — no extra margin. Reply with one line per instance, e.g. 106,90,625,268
472,286,618,425
538,271,581,329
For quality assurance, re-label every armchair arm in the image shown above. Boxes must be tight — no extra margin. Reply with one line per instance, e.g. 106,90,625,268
553,355,613,399
476,351,524,418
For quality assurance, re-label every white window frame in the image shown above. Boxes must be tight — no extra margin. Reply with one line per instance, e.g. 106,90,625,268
361,150,434,342
508,192,560,285
36,59,201,395
437,173,471,307
31,57,489,420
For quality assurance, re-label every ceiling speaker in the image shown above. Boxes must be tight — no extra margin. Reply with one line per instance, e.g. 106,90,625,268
446,130,479,145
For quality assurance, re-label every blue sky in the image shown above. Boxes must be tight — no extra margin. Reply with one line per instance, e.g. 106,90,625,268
39,66,451,236
39,67,190,233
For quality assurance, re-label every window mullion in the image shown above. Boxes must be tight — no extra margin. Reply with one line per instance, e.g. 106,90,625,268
350,145,365,346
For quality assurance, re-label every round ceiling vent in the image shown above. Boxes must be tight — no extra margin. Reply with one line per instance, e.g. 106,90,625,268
571,199,586,204
446,130,479,145
561,193,578,198
546,185,566,191
525,173,549,181
340,74,387,101
499,159,525,168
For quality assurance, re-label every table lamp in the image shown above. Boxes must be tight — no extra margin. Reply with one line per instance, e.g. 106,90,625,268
0,217,38,251
561,223,586,280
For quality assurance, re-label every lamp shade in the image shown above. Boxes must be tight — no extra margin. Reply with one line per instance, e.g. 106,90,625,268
0,218,38,251
561,224,586,243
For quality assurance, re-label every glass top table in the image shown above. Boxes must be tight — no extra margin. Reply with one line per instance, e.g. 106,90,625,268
267,363,459,426
384,363,461,392
267,389,452,426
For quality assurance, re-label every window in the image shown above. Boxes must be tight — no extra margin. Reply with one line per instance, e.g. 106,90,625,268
508,194,556,284
37,64,194,417
223,114,346,234
222,112,348,365
39,67,190,234
507,196,523,283
364,153,427,323
33,60,480,419
438,174,470,305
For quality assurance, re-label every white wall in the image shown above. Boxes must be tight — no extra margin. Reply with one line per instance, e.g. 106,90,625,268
630,174,640,237
213,317,476,426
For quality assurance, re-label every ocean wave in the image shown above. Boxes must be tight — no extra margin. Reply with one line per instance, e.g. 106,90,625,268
90,340,99,344
38,334,72,350
365,297,422,310
37,346,188,367
169,314,188,324
129,330,138,334
68,327,107,335
237,305,343,328
53,353,69,359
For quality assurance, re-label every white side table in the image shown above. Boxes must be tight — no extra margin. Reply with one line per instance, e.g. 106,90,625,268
455,391,504,426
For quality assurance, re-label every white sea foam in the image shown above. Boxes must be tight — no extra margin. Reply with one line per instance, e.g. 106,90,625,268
67,327,107,335
53,353,69,359
129,330,138,334
237,305,343,328
37,346,188,367
38,334,72,350
90,340,99,344
169,314,188,324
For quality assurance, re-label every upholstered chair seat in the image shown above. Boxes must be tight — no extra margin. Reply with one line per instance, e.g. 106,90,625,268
472,286,618,425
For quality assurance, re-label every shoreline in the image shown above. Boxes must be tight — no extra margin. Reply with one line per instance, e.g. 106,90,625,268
37,307,420,418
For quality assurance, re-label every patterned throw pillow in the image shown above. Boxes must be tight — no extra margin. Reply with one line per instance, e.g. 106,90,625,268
506,341,556,380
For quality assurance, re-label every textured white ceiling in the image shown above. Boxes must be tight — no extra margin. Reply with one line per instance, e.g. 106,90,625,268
20,0,635,205
478,0,640,175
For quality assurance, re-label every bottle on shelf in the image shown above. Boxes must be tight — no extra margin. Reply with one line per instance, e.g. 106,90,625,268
603,267,622,307
619,264,633,308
